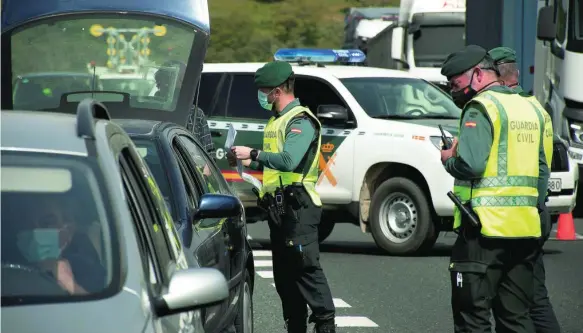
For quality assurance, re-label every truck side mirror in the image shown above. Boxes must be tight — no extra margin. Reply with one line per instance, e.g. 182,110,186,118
537,6,555,41
391,27,405,62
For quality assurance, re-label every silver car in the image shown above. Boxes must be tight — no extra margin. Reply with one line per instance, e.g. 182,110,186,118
1,102,240,332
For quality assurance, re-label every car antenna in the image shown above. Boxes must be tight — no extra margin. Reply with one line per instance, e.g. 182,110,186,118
91,65,97,99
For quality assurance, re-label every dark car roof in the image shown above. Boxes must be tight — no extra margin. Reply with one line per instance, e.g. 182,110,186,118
1,111,91,156
114,118,165,137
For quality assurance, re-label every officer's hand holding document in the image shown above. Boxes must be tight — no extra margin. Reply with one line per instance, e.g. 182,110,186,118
225,124,263,191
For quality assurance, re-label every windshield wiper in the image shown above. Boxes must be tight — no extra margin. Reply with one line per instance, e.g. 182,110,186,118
371,114,418,119
418,114,459,119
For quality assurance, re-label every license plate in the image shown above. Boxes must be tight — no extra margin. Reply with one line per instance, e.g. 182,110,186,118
548,178,562,192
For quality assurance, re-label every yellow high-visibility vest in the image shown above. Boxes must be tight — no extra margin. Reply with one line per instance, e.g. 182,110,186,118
525,95,554,167
262,105,322,206
453,90,545,238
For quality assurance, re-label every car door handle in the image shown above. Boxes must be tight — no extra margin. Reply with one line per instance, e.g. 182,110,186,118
211,130,222,137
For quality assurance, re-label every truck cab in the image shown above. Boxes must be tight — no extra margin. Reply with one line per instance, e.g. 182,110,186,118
365,0,467,92
535,0,583,214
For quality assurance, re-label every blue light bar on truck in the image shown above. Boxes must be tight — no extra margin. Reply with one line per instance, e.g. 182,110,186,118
274,48,366,63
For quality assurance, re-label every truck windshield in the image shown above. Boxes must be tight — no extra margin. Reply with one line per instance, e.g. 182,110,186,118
341,77,462,119
411,12,466,67
413,25,465,67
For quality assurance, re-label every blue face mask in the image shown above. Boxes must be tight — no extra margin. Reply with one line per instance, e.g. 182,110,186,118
257,89,274,111
16,228,63,263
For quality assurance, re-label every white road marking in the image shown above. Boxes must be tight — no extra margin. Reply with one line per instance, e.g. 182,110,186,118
253,250,273,257
335,316,378,327
333,298,351,308
256,271,274,278
302,298,351,309
254,260,273,267
271,283,276,287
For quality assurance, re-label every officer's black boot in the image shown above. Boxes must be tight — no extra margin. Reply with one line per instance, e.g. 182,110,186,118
285,319,307,333
313,320,336,333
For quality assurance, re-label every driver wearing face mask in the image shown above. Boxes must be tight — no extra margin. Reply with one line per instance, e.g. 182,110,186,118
16,197,104,295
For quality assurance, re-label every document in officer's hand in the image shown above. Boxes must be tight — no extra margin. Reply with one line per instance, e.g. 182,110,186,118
225,123,262,191
225,123,243,175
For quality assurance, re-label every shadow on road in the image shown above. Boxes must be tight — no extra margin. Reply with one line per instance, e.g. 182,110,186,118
253,239,454,257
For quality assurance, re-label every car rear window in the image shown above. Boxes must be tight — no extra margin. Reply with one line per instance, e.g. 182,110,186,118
1,152,118,304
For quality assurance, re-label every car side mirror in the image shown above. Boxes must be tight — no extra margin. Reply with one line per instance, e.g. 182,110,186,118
154,268,228,317
193,194,242,220
537,6,555,41
317,104,348,126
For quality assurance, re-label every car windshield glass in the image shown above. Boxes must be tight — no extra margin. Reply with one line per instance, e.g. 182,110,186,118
10,16,195,112
341,77,461,119
1,152,115,302
100,77,155,96
132,139,175,216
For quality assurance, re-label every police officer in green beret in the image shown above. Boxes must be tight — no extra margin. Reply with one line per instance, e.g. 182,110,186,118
489,46,561,333
230,61,336,333
440,45,547,332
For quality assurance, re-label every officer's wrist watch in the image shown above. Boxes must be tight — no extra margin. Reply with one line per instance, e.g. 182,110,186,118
250,149,259,161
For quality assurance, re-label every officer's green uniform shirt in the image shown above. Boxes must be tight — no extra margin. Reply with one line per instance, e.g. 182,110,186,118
444,85,550,207
249,99,317,172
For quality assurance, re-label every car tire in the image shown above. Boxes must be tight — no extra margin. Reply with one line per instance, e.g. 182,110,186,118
318,219,335,243
234,269,253,333
369,177,432,255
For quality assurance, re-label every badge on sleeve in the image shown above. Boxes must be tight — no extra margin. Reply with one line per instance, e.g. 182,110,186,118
290,128,302,134
464,121,477,128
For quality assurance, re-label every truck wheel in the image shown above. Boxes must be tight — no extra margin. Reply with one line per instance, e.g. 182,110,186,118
369,177,432,255
318,220,335,243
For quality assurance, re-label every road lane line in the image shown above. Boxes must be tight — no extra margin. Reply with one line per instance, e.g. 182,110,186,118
333,298,351,308
254,260,273,267
253,250,272,257
335,316,378,327
256,271,274,278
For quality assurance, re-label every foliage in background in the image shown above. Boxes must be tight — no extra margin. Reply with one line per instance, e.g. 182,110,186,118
206,0,400,63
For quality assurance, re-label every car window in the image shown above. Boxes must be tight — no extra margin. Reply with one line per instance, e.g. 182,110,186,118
293,76,355,124
120,161,162,291
227,74,271,120
341,77,462,119
133,139,175,216
1,152,115,301
195,73,229,118
177,135,228,194
170,140,201,210
119,148,174,283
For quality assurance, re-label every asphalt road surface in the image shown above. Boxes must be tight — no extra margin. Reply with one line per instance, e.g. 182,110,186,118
247,219,583,333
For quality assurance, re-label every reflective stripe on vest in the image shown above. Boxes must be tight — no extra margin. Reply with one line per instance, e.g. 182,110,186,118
453,90,543,238
262,105,322,206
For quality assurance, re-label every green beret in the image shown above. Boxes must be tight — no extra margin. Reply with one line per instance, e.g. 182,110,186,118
441,45,487,80
488,47,517,64
254,61,293,88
